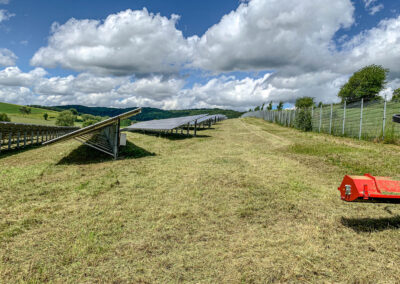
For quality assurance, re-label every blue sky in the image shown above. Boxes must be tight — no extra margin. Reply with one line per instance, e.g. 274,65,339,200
0,0,399,110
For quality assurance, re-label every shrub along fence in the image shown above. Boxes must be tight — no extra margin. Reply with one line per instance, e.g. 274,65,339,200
242,98,400,143
0,122,78,153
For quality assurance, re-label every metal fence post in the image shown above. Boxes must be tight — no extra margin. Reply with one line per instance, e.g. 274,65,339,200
359,98,364,140
311,106,314,130
329,103,333,134
382,96,387,140
284,111,287,126
342,101,346,136
319,104,322,133
293,109,296,126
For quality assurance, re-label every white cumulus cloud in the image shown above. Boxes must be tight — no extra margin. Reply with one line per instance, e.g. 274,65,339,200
191,0,354,73
363,0,384,15
0,48,17,66
31,8,193,76
0,9,14,23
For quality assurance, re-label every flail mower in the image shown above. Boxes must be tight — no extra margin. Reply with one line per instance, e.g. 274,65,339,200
338,114,400,204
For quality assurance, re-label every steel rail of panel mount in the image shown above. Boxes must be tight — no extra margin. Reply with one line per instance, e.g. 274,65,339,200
43,107,141,159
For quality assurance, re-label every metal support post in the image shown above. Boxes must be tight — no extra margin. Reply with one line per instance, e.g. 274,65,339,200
8,132,11,150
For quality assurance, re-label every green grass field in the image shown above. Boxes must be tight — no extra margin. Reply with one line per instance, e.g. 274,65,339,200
0,102,61,125
1,118,400,282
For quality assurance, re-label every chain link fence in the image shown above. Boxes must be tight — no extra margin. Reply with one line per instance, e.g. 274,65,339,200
241,99,400,142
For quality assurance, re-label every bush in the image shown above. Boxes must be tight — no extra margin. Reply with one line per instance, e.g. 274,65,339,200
19,106,31,115
0,113,11,122
56,111,76,126
43,113,48,120
69,108,78,115
295,109,312,131
82,119,98,127
120,119,132,127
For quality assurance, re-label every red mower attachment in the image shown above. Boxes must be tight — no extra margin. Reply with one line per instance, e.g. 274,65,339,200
338,174,400,203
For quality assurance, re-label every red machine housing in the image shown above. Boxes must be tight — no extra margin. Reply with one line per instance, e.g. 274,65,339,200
338,174,400,203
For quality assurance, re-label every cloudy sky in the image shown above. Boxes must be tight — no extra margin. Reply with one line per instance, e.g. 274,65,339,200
0,0,399,110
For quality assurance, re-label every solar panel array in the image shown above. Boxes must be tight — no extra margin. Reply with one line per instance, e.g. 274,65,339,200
123,114,208,131
3,108,227,159
123,113,228,137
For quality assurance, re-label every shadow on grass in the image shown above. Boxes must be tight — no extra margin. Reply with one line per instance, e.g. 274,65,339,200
132,130,211,140
0,145,41,160
341,215,400,232
57,141,155,165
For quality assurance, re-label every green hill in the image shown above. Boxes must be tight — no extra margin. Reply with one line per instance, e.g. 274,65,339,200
0,102,60,125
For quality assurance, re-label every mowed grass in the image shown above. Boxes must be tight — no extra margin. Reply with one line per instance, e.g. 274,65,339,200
1,118,400,282
0,102,60,125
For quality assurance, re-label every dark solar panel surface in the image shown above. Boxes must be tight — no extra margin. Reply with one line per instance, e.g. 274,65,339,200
124,114,208,131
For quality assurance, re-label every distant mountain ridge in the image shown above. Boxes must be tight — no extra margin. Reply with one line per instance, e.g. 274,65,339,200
30,105,244,121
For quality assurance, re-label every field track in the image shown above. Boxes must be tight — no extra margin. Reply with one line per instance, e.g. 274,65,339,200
1,117,400,282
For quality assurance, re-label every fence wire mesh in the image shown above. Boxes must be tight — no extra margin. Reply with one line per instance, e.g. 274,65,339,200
242,99,400,142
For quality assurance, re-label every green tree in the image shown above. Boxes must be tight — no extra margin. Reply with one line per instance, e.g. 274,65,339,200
267,101,273,110
254,106,260,111
82,119,97,127
277,101,284,111
261,103,265,110
295,97,314,108
338,64,388,102
0,113,11,122
392,88,400,101
19,106,31,115
43,113,49,120
56,110,76,126
69,108,78,115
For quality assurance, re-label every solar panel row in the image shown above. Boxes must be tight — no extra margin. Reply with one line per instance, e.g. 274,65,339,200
123,113,227,137
0,122,78,153
190,114,228,125
123,114,207,131
43,108,142,159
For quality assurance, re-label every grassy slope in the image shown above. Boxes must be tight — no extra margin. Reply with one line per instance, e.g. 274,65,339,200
0,102,60,125
1,118,400,282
